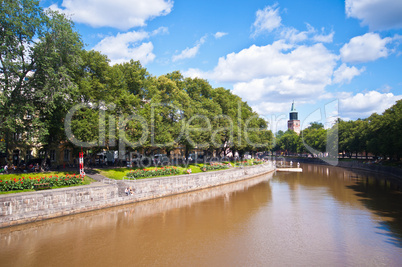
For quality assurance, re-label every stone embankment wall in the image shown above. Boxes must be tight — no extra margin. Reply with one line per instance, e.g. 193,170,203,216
287,157,402,179
0,163,275,228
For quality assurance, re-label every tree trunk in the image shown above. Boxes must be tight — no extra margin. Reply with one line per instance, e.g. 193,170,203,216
185,145,189,161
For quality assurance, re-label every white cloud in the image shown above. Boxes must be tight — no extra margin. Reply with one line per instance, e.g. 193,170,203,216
184,68,205,79
172,46,200,62
252,5,282,37
340,33,392,63
184,41,338,117
279,25,334,44
346,0,402,31
152,26,169,36
172,36,207,62
214,32,228,39
312,31,334,43
339,91,402,118
333,63,365,84
210,41,337,85
93,31,155,65
279,27,309,43
48,0,173,30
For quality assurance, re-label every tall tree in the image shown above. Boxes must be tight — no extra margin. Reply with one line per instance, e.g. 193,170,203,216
32,10,84,164
0,0,45,158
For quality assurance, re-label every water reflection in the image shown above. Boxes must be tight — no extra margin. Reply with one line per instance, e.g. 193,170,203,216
0,173,272,267
346,173,402,248
1,165,402,266
276,164,402,248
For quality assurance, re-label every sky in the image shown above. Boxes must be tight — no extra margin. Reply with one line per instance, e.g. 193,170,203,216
40,0,402,132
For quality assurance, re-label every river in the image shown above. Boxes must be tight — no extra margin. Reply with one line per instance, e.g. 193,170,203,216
1,164,402,266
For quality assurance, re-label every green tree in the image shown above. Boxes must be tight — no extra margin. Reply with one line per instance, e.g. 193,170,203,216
301,122,327,155
0,0,45,157
276,130,300,155
32,10,84,165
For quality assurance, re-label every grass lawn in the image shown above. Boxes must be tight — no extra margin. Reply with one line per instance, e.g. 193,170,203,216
0,171,96,194
95,164,202,180
96,164,206,180
95,160,262,180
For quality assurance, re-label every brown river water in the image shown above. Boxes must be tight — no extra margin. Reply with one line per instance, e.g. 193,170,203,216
1,164,402,266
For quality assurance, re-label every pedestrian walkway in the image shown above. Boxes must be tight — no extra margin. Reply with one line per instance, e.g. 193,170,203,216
85,171,107,182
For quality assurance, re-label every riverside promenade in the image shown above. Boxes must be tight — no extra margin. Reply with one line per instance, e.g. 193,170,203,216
0,163,275,228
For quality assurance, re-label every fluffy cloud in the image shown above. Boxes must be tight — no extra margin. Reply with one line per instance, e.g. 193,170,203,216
312,31,334,43
333,63,365,84
214,32,228,39
48,0,173,30
279,27,309,43
252,5,282,37
346,0,402,31
172,36,207,62
339,91,402,118
252,101,297,116
340,33,392,63
93,31,155,65
279,25,334,44
185,41,338,116
214,41,337,85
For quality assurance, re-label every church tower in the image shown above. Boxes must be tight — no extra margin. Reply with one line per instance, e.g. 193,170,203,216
288,101,300,134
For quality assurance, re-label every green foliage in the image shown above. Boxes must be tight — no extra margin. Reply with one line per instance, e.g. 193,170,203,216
201,162,230,171
275,130,301,154
125,166,180,179
0,0,45,151
301,123,327,152
1,0,273,161
296,100,402,160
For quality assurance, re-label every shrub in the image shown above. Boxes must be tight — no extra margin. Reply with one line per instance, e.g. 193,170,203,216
253,159,264,165
126,166,180,179
201,162,229,171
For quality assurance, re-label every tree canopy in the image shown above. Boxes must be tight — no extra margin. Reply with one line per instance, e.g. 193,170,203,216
274,100,402,161
0,0,273,162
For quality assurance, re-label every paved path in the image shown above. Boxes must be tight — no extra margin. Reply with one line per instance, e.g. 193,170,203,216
85,171,107,182
85,170,128,196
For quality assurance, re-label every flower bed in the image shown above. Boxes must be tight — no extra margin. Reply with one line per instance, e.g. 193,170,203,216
126,166,180,179
0,174,84,192
253,159,264,165
201,162,230,172
234,160,253,166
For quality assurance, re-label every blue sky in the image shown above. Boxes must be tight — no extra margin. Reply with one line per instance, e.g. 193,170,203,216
40,0,402,132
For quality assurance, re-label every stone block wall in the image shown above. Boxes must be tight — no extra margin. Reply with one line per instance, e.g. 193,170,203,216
0,163,275,228
0,184,119,227
125,163,274,201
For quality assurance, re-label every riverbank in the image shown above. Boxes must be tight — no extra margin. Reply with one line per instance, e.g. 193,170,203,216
0,163,275,228
279,157,402,180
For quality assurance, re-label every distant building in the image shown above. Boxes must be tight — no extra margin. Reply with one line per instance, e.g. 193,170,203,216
287,101,300,135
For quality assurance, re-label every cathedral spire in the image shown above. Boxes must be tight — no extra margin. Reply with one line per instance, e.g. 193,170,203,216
288,101,300,134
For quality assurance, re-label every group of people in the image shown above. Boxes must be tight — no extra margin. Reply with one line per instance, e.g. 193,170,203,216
125,187,134,196
0,163,40,174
